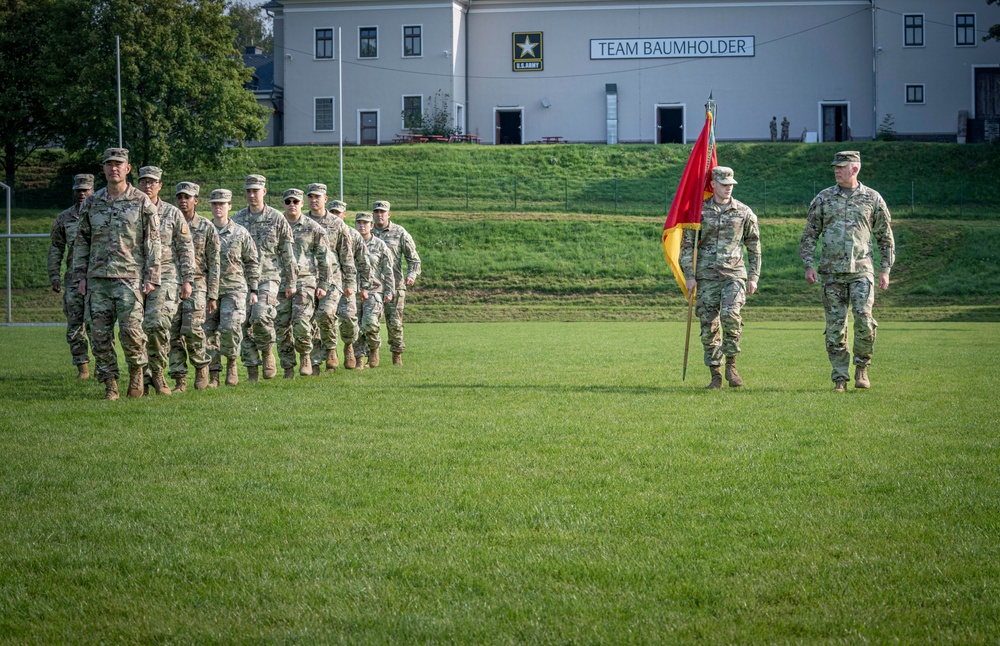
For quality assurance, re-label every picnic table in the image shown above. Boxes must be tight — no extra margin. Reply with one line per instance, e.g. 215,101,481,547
449,133,482,143
393,133,430,143
542,135,565,144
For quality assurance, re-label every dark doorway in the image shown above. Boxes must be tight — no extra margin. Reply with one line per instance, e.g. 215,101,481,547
822,104,850,142
495,110,522,144
657,107,684,143
975,67,1000,118
360,111,378,145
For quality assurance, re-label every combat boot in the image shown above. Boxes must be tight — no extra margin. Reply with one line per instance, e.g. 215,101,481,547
77,363,90,379
262,346,277,379
284,366,295,379
208,370,221,388
325,348,338,371
299,354,312,376
344,344,356,369
127,367,145,398
172,376,187,394
725,357,744,387
309,363,321,376
705,365,723,390
194,366,209,390
855,365,870,389
247,365,259,383
103,378,119,401
368,346,380,368
833,379,847,392
225,357,238,386
151,370,171,396
392,351,403,366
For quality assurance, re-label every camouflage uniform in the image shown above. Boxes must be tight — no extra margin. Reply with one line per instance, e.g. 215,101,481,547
769,117,777,142
277,210,334,371
307,205,361,367
373,212,421,355
206,218,259,371
72,184,161,383
356,223,395,362
780,117,790,141
800,179,895,383
48,199,91,368
169,212,220,379
232,197,297,368
680,194,761,367
143,198,195,376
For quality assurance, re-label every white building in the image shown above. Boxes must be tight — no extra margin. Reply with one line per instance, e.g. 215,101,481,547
260,0,1000,145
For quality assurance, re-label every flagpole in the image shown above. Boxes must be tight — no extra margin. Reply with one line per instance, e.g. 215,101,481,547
681,235,698,381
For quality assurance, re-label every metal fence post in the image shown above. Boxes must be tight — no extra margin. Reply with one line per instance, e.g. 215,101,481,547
466,176,469,211
565,178,569,212
416,174,420,210
2,182,10,323
911,180,914,216
513,177,517,210
614,178,618,214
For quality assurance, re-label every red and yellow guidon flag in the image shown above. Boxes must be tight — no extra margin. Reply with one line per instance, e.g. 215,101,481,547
662,105,716,301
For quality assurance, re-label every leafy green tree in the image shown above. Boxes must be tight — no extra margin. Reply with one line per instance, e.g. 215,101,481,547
403,90,459,138
57,0,268,170
228,1,272,53
986,0,1000,41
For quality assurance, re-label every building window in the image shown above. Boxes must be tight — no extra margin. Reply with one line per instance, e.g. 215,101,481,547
904,14,924,47
359,27,378,58
403,26,422,57
956,14,976,46
402,95,422,129
315,97,334,131
316,28,334,59
905,84,925,104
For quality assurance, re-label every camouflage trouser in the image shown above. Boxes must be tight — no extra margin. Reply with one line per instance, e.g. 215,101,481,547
168,289,210,377
695,279,747,367
86,277,147,382
309,286,346,366
142,282,179,373
241,280,278,367
351,293,385,358
62,278,91,366
277,286,317,369
822,274,877,382
206,291,246,372
384,289,406,354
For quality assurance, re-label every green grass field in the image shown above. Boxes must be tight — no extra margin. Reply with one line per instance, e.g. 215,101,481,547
2,322,998,643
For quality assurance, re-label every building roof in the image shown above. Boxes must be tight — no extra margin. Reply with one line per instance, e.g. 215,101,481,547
242,47,274,94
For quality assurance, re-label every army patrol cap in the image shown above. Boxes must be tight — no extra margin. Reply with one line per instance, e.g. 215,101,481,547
208,188,232,203
282,188,304,202
244,174,267,190
329,200,347,213
354,211,373,223
831,151,861,166
306,183,327,196
102,147,129,163
138,166,163,181
372,200,391,212
711,166,738,185
175,181,200,197
72,174,95,190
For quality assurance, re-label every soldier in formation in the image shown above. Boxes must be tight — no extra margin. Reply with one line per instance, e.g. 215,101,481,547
333,201,372,369
371,200,421,366
353,211,395,369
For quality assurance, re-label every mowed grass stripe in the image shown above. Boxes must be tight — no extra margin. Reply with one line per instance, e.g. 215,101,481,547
0,322,998,642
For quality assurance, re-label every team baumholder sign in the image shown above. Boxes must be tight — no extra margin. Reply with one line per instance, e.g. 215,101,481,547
590,36,754,59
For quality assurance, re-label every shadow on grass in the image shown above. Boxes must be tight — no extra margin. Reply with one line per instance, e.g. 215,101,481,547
402,382,819,395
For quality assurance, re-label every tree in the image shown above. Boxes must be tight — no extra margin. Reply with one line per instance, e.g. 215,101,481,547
56,0,268,170
229,1,273,53
403,90,459,138
0,0,69,191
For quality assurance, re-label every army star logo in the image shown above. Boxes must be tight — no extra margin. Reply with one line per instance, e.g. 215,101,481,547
512,32,543,72
518,39,537,58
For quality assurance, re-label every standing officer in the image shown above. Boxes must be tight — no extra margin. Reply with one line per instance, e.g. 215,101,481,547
372,200,421,365
681,166,761,389
232,174,297,382
205,189,259,387
770,117,778,142
277,188,333,378
72,148,161,400
138,166,195,395
353,212,394,369
304,185,357,372
780,117,790,141
48,173,94,378
168,182,220,392
800,151,895,391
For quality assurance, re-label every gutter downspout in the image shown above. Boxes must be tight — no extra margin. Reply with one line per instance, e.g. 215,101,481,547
872,0,878,139
464,1,470,134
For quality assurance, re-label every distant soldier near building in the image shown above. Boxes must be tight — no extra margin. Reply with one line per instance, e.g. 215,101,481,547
48,173,94,378
372,200,421,365
353,211,394,369
168,182,220,392
205,189,259,387
781,116,790,141
770,116,777,142
277,188,333,378
138,166,195,396
681,166,761,389
232,174,297,382
800,151,895,392
304,186,358,373
72,148,161,400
